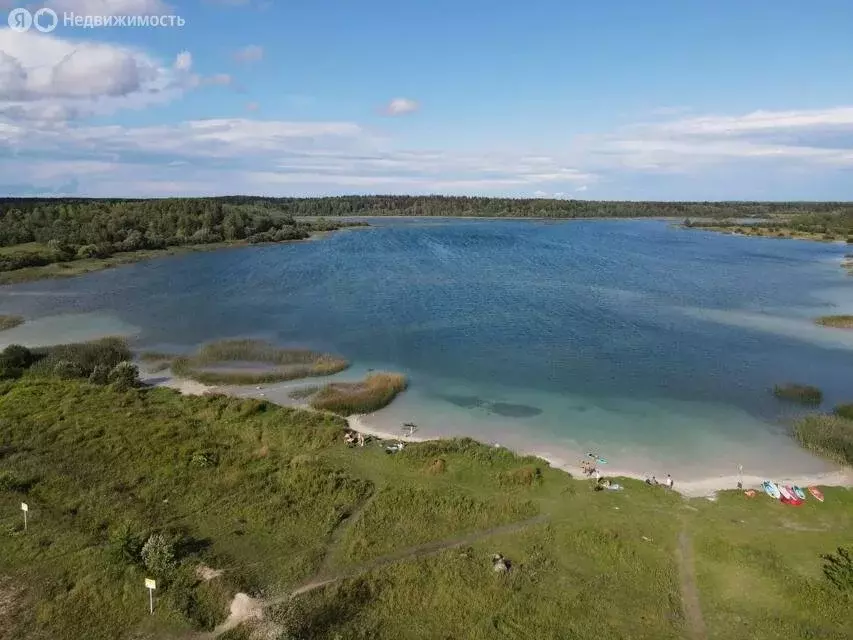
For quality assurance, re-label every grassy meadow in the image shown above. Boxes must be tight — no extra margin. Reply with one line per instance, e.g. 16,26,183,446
1,373,851,640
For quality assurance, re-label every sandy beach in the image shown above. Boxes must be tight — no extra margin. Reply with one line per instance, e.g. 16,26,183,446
140,368,853,499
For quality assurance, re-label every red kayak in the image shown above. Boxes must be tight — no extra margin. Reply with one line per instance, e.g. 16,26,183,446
780,495,803,506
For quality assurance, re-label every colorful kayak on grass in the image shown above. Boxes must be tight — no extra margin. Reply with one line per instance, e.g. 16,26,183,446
762,481,781,500
780,495,804,506
792,486,806,500
808,486,824,502
778,485,796,501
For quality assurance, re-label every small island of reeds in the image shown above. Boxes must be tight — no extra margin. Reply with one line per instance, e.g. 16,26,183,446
772,383,823,406
146,339,350,385
0,314,24,331
815,315,853,329
794,413,853,466
309,372,409,415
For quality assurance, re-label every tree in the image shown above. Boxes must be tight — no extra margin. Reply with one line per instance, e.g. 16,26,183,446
108,361,139,391
141,533,176,577
0,344,34,369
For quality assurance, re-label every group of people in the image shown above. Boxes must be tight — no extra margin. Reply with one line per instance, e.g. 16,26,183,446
646,474,674,489
581,459,601,480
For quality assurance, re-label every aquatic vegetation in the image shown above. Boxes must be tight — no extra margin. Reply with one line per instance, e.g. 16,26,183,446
168,339,349,385
772,383,823,405
0,314,23,331
794,414,853,465
815,315,853,329
309,372,408,415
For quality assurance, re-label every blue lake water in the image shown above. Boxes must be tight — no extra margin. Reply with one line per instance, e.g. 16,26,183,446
2,218,852,481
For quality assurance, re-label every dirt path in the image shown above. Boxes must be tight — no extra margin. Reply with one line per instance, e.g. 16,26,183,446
677,529,707,640
285,513,549,600
202,514,548,638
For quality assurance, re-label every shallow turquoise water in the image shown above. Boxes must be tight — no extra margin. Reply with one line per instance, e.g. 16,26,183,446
2,219,852,479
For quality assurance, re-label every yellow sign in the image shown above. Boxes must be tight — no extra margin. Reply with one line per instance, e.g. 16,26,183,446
145,578,156,590
20,502,28,512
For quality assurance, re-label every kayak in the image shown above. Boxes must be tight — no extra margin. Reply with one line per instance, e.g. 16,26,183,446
792,486,806,500
781,495,804,506
587,453,607,464
762,481,781,500
778,485,796,501
808,486,824,502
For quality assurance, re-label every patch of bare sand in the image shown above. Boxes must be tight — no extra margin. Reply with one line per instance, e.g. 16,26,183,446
196,564,224,582
212,593,263,636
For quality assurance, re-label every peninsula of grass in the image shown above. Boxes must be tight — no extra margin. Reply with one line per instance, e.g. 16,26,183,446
309,372,408,415
816,315,853,329
0,314,24,331
2,360,853,639
793,413,853,466
167,339,349,385
772,383,823,406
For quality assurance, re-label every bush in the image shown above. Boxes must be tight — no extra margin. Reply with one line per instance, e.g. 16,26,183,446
109,521,145,565
821,547,853,592
498,466,544,487
31,337,131,377
773,383,823,405
141,533,176,578
108,361,139,391
54,360,87,379
88,364,110,385
834,404,853,420
0,344,34,369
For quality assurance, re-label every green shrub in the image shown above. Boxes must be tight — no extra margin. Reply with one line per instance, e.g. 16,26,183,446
834,404,853,420
0,344,34,369
88,364,110,385
108,361,139,391
821,547,853,592
141,533,177,578
53,360,85,379
773,383,823,405
108,521,145,565
498,466,544,487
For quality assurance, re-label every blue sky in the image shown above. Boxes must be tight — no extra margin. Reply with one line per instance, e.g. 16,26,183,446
1,0,852,198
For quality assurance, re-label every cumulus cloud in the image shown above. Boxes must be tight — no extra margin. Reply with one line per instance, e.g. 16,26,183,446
384,97,419,116
233,45,263,63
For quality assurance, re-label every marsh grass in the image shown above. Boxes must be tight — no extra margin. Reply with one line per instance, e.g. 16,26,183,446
310,372,408,415
816,315,853,329
0,314,23,331
166,339,349,385
773,383,823,405
794,414,853,465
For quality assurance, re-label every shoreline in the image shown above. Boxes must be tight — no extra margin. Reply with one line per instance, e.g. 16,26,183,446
142,370,853,500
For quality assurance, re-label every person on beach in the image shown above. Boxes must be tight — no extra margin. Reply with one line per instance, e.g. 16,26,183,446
664,474,673,489
357,432,365,447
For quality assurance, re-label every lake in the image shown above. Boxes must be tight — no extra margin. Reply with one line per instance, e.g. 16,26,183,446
2,218,852,484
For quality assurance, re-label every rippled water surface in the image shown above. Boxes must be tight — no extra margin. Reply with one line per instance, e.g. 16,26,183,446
3,219,852,478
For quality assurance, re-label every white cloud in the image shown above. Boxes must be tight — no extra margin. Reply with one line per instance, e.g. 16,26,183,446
384,97,419,116
233,45,263,63
575,185,588,192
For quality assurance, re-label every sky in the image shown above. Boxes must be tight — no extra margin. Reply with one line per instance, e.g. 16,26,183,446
0,0,852,199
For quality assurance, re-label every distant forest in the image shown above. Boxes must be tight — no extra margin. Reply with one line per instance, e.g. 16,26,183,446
1,196,851,273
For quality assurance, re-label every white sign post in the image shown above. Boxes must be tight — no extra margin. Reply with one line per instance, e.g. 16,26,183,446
145,578,156,614
20,502,28,532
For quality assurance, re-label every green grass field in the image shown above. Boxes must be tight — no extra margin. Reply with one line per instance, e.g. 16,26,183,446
1,377,851,640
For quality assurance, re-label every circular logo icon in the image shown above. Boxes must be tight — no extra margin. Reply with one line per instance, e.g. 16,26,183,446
33,7,58,33
7,7,33,32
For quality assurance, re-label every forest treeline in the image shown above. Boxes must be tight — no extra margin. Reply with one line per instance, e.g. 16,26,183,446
1,196,852,272
0,198,362,273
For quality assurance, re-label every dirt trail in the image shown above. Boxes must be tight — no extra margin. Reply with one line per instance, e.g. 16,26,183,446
677,529,707,640
200,514,549,638
283,514,548,600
